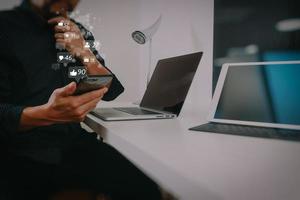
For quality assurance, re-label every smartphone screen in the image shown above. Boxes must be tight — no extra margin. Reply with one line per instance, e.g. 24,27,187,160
74,75,113,95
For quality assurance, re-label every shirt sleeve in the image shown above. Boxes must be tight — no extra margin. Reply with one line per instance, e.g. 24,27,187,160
0,104,25,136
0,39,25,136
91,49,125,101
75,21,125,101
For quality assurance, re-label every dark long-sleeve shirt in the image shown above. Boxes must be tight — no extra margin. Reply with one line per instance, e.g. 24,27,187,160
0,2,124,163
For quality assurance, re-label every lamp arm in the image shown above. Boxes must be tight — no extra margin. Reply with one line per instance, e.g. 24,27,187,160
147,38,152,86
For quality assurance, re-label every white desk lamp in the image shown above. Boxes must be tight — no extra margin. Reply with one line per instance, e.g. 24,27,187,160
132,15,162,86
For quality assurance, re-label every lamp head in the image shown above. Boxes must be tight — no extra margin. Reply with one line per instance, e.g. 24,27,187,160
132,15,162,45
132,31,147,44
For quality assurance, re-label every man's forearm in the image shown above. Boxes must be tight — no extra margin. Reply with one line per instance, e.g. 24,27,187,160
80,49,111,75
19,105,53,131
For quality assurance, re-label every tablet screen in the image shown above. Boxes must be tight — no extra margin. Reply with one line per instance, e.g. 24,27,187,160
215,63,300,126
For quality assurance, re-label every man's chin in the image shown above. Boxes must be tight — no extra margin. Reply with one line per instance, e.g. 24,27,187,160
44,12,58,20
45,11,70,20
49,4,74,18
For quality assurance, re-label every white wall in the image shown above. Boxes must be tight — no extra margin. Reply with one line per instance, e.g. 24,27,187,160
75,0,143,102
0,0,20,9
78,0,213,117
1,0,213,117
138,0,213,116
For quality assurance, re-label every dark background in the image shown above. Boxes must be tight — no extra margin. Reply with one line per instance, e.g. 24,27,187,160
213,0,300,89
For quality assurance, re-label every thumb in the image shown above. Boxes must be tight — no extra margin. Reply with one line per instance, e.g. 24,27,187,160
58,82,77,96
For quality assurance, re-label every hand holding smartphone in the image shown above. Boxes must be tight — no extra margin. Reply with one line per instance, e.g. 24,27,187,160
74,75,113,95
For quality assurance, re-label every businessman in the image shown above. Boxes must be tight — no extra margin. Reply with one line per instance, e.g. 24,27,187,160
0,0,162,199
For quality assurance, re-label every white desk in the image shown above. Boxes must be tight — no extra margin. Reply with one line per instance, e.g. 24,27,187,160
85,102,300,200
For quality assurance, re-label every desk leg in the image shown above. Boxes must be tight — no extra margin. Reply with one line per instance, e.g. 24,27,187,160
83,117,108,142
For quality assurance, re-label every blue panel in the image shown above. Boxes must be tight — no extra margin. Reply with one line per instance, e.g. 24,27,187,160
264,64,300,124
263,51,300,61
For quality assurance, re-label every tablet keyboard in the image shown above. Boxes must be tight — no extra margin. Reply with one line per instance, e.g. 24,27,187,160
189,123,300,141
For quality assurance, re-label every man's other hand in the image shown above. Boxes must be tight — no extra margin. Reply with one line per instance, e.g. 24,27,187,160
48,17,86,58
48,16,113,77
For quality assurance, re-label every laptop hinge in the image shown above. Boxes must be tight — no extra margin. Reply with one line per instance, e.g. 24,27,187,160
139,106,177,116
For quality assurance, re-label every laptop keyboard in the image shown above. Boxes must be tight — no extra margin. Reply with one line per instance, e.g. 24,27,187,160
114,107,161,115
189,123,300,141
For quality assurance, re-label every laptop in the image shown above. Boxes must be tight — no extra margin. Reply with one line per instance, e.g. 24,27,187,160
91,52,203,121
190,61,300,141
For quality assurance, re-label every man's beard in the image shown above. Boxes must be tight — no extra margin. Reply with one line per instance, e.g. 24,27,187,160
42,0,73,19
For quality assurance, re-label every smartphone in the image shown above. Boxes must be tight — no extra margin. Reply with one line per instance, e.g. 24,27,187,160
74,75,113,95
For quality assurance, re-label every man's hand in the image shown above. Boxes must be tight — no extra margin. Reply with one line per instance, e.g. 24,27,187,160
48,17,86,58
44,82,107,123
48,16,112,76
19,82,108,131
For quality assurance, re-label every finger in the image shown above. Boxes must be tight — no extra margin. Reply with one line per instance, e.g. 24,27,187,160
84,97,102,114
55,33,65,39
73,87,108,106
55,25,72,33
74,87,108,106
62,32,77,40
48,17,69,25
82,100,100,117
56,39,65,44
56,82,77,97
77,97,102,116
56,42,66,49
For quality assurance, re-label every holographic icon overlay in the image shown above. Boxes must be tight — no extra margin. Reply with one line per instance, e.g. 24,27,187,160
51,63,61,71
68,66,87,82
51,10,105,83
84,40,100,49
57,52,76,64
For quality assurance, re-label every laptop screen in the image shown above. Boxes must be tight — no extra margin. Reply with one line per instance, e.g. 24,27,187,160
140,52,202,115
214,62,300,127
